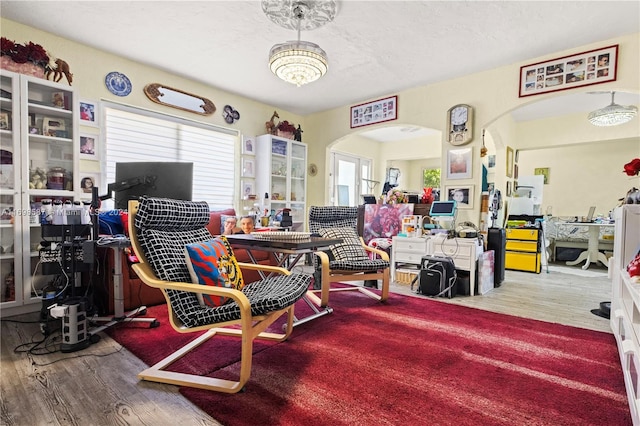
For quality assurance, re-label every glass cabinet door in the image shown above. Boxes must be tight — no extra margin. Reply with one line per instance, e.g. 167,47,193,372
1,71,20,304
270,138,288,204
290,142,307,224
20,76,78,306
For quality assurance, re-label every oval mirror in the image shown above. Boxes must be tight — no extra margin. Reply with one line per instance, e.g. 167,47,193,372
143,83,216,116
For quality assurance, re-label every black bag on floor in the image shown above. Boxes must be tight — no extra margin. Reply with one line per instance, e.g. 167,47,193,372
412,255,457,298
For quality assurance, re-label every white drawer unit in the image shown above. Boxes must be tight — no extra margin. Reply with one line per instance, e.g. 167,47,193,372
429,237,482,296
391,236,430,282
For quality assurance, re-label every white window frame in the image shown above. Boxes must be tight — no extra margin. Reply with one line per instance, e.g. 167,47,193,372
102,102,238,210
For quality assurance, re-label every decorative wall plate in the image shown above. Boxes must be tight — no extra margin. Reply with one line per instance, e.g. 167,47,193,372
223,105,240,123
105,71,132,97
308,163,318,176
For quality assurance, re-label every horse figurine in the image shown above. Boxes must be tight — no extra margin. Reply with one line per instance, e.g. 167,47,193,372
265,111,279,135
46,59,73,86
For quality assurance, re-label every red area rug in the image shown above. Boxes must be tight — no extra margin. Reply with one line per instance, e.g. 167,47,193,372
108,291,630,426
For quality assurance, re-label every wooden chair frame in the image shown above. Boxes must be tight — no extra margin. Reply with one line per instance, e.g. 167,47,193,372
306,237,390,308
128,200,298,394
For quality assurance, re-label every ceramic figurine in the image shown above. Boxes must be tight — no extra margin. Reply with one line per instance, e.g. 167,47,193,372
265,111,279,135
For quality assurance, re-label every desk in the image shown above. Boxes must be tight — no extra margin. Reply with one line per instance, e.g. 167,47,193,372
564,222,614,270
225,234,342,326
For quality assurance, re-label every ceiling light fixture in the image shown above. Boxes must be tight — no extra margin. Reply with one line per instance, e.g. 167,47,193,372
263,0,336,87
588,91,638,127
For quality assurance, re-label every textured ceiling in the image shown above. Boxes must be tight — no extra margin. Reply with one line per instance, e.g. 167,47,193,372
1,1,639,143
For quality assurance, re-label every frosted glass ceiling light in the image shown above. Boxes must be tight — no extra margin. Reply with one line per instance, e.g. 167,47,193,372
588,91,638,127
263,1,336,87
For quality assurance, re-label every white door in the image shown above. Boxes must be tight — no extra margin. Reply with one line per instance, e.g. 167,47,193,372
331,152,372,206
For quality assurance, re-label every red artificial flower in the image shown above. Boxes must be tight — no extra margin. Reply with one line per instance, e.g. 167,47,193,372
0,37,16,56
277,120,296,133
623,158,640,177
0,37,49,68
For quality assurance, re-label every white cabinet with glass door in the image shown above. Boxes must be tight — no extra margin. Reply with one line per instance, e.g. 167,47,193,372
255,134,307,229
0,71,79,317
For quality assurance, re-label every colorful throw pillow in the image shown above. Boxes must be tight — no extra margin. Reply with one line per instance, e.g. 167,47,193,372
184,236,245,307
318,227,369,262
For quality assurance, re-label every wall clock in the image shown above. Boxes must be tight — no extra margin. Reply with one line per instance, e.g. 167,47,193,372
447,104,473,145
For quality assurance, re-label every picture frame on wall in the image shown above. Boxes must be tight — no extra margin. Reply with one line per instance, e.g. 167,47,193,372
519,44,617,97
446,147,472,180
444,184,474,209
242,157,255,178
79,99,98,127
79,133,99,160
79,172,100,198
241,180,255,199
534,167,550,184
350,95,397,128
242,135,255,155
506,146,514,178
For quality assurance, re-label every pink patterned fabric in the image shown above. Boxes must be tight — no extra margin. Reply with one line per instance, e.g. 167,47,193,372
362,204,414,244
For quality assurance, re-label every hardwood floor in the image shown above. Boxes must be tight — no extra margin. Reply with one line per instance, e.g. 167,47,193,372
0,262,612,425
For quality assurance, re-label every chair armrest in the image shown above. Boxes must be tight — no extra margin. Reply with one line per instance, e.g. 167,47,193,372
235,262,291,276
314,250,331,268
362,241,390,261
131,262,251,312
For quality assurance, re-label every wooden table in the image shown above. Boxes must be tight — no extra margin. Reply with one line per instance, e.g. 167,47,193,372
225,234,342,327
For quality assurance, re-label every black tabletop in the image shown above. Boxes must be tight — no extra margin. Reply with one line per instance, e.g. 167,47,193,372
225,234,341,252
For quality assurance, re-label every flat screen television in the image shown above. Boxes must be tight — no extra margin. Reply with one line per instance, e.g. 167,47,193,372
429,200,457,217
112,162,193,210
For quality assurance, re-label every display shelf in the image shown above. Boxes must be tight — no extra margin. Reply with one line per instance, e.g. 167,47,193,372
0,71,80,317
611,205,640,425
255,134,307,228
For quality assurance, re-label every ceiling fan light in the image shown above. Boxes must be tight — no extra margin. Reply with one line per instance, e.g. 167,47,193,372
588,92,638,126
269,41,328,87
263,0,335,87
588,104,638,126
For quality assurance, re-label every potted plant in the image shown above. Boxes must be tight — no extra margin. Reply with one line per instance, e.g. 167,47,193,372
0,37,49,78
276,120,296,139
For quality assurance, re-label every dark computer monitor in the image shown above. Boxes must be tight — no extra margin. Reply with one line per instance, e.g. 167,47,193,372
112,162,193,210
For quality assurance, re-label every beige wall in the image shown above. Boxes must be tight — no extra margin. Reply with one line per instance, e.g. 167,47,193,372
3,18,638,221
517,138,639,217
1,18,304,212
305,33,639,224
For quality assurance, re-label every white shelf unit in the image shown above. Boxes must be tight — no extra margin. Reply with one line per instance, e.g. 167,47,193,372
610,205,640,425
255,134,307,229
0,71,79,317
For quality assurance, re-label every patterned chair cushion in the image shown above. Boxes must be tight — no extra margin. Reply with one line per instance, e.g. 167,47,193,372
329,258,390,272
185,237,245,308
308,206,358,234
318,227,369,262
135,197,311,328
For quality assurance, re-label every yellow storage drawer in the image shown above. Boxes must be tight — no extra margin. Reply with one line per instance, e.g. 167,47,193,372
506,228,539,241
505,251,541,273
505,240,538,252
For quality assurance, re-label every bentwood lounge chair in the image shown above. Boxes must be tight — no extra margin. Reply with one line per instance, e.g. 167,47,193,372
307,206,390,308
128,197,310,393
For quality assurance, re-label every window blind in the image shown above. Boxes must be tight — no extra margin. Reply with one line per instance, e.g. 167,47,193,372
104,106,236,209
